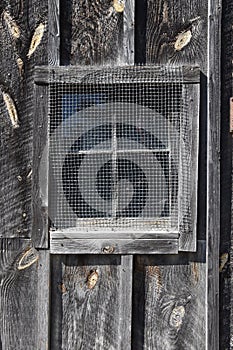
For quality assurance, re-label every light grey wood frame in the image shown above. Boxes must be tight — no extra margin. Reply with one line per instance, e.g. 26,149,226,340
33,65,200,254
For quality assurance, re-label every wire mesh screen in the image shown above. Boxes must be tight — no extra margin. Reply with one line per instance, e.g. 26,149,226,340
47,66,190,233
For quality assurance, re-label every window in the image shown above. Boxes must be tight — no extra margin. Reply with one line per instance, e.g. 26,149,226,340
34,66,200,253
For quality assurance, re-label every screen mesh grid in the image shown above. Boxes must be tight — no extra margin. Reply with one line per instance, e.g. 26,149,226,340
47,66,190,233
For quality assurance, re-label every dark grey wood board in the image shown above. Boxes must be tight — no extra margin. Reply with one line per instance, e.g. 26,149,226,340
145,0,208,73
206,0,222,348
50,254,132,350
0,0,226,349
132,241,206,350
0,239,39,350
0,0,48,239
32,84,49,248
0,0,50,349
60,0,124,65
219,0,233,348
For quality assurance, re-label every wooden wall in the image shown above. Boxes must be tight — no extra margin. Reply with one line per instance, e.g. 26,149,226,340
0,0,228,349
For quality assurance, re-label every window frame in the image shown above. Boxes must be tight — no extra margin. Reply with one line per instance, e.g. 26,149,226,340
32,65,200,254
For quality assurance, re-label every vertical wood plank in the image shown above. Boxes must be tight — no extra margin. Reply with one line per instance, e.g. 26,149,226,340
0,239,39,349
37,250,50,350
145,0,208,73
48,0,60,65
60,0,123,65
206,0,222,348
119,255,133,349
50,255,133,349
123,0,135,65
133,241,206,349
32,84,49,248
179,83,200,251
32,0,60,247
219,0,233,347
0,0,48,238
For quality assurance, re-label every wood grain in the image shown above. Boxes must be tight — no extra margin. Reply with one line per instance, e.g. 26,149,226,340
60,0,123,65
206,0,222,348
50,238,179,255
219,0,233,347
37,250,50,350
34,65,200,84
145,0,208,73
50,254,132,349
132,241,206,349
0,239,38,349
48,0,60,65
32,84,49,248
179,83,200,251
123,0,135,64
0,0,48,239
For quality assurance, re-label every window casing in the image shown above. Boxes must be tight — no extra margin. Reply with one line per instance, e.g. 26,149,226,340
33,66,200,253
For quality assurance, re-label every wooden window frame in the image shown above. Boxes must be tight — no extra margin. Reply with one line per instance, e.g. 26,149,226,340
32,65,200,254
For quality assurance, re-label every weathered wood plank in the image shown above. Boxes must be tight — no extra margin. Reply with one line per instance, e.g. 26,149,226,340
0,239,39,349
132,240,206,349
34,65,200,84
179,83,200,251
219,0,233,347
51,229,178,240
60,0,123,65
119,255,133,349
145,0,208,73
123,0,135,64
50,254,132,349
206,0,222,348
0,1,48,239
48,0,60,65
50,238,179,255
37,250,50,350
32,84,49,248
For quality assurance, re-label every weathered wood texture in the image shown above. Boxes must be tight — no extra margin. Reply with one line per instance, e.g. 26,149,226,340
32,84,49,248
37,250,50,350
0,0,226,349
0,239,39,349
48,0,60,65
132,241,206,349
0,1,48,239
179,83,200,251
60,0,124,65
50,238,179,255
0,1,50,349
145,0,208,73
50,254,132,350
34,65,200,84
136,0,207,243
206,0,221,348
219,0,233,348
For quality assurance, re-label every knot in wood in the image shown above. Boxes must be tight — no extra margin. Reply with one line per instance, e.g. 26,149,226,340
113,0,125,12
169,305,185,329
87,270,99,289
102,245,115,254
17,247,39,270
174,30,192,51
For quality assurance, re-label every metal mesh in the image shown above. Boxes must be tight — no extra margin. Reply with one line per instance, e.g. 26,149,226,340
47,66,188,233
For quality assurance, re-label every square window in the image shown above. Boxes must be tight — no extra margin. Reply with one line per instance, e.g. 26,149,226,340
34,66,200,252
